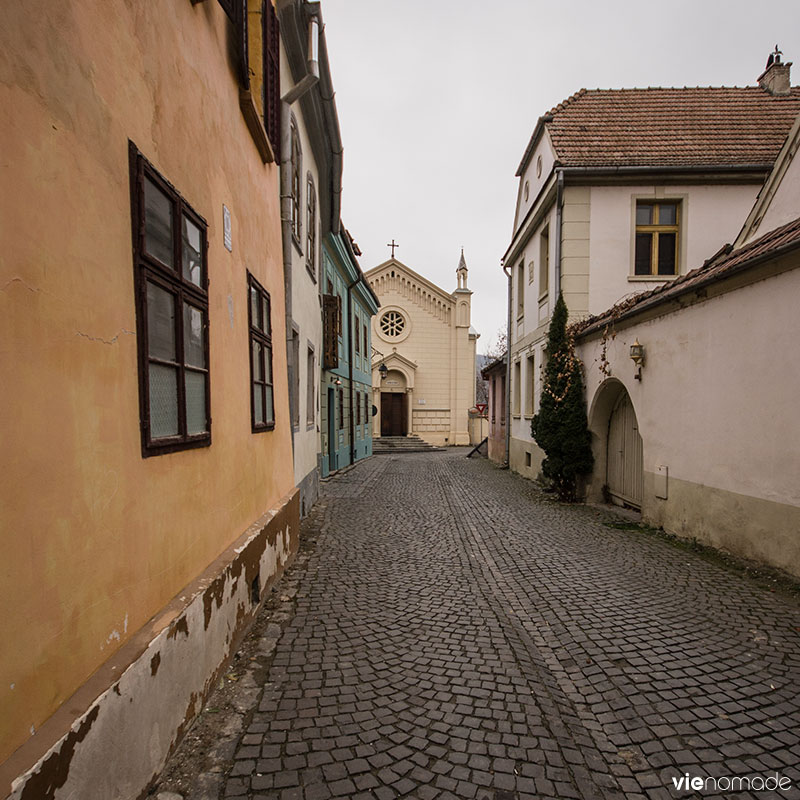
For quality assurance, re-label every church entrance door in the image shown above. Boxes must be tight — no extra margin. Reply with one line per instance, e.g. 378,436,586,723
381,392,406,436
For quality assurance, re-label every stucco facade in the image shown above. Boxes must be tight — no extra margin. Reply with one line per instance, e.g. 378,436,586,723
366,256,478,446
320,232,380,476
481,357,507,464
1,1,298,797
576,247,800,577
573,103,800,577
503,77,800,482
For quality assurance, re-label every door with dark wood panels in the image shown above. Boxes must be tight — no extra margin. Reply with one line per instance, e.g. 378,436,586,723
381,392,406,436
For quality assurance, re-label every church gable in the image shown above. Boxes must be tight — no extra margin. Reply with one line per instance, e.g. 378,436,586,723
367,259,454,326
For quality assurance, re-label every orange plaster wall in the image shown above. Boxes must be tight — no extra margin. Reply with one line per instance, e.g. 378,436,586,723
0,0,293,764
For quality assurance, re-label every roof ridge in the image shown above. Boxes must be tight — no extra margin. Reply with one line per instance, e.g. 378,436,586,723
547,87,587,116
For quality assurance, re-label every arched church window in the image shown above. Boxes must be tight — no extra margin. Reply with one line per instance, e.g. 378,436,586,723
380,310,405,337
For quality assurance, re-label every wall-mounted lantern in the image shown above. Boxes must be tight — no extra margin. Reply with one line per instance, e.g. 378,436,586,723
378,364,388,380
629,339,645,381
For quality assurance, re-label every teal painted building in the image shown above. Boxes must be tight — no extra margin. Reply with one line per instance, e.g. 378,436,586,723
320,229,380,477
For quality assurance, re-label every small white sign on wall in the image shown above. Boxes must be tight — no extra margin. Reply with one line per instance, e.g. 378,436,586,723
655,465,668,499
223,205,232,252
418,398,426,404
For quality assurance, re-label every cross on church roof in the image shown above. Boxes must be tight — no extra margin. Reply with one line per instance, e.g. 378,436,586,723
387,239,399,258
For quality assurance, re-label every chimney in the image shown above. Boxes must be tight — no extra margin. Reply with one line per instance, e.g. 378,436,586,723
758,46,792,96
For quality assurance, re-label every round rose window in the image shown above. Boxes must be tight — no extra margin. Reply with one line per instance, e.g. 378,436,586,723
380,310,405,337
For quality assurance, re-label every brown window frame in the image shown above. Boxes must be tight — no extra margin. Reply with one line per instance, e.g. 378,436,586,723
248,272,275,433
129,143,211,458
262,0,280,151
322,294,340,369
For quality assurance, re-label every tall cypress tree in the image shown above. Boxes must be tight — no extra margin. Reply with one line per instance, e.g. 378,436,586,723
531,293,594,501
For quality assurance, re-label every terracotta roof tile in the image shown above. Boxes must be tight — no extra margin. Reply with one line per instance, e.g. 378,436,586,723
574,215,800,337
541,87,800,168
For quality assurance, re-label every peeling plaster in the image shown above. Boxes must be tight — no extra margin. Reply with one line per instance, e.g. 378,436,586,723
15,707,99,800
6,492,300,800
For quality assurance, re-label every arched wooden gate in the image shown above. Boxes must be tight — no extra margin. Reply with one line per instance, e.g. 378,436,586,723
606,391,643,509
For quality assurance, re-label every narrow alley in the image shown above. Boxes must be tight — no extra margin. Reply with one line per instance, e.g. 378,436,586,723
155,451,800,800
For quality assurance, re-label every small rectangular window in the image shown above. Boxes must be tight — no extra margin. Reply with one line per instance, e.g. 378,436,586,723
356,390,361,426
539,226,550,298
513,361,521,416
248,273,275,432
130,144,210,457
525,353,535,416
354,315,360,354
635,201,680,276
517,261,525,318
365,392,370,427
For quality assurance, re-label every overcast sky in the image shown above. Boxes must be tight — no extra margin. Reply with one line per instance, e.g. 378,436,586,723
321,0,800,354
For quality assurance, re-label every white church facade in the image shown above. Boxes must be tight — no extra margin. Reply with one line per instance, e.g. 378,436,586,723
366,253,478,446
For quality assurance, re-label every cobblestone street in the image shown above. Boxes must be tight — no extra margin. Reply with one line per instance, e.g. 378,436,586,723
163,450,800,800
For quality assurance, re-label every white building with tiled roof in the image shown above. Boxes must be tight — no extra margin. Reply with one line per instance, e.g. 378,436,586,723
572,102,800,578
500,53,800,485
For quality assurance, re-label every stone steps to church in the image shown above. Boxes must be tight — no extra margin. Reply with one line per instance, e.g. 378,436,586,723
372,435,444,454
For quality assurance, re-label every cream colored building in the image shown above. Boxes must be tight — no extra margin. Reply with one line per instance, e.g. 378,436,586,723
503,62,800,481
574,105,800,578
366,253,478,445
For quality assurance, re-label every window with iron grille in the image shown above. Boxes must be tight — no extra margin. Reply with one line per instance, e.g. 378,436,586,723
248,273,275,432
130,144,210,457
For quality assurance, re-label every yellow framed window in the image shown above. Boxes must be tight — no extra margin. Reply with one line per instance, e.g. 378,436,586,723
635,201,679,276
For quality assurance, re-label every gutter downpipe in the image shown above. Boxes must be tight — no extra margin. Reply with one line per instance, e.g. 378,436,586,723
502,262,512,468
278,5,320,454
554,168,564,298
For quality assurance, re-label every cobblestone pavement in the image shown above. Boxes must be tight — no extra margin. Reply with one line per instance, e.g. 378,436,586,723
213,451,800,800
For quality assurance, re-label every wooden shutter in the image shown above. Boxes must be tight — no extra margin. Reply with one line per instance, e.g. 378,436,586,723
263,0,280,151
323,294,340,369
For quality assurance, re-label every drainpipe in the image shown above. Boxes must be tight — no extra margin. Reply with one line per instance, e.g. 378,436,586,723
502,261,512,468
554,168,564,298
278,5,320,453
